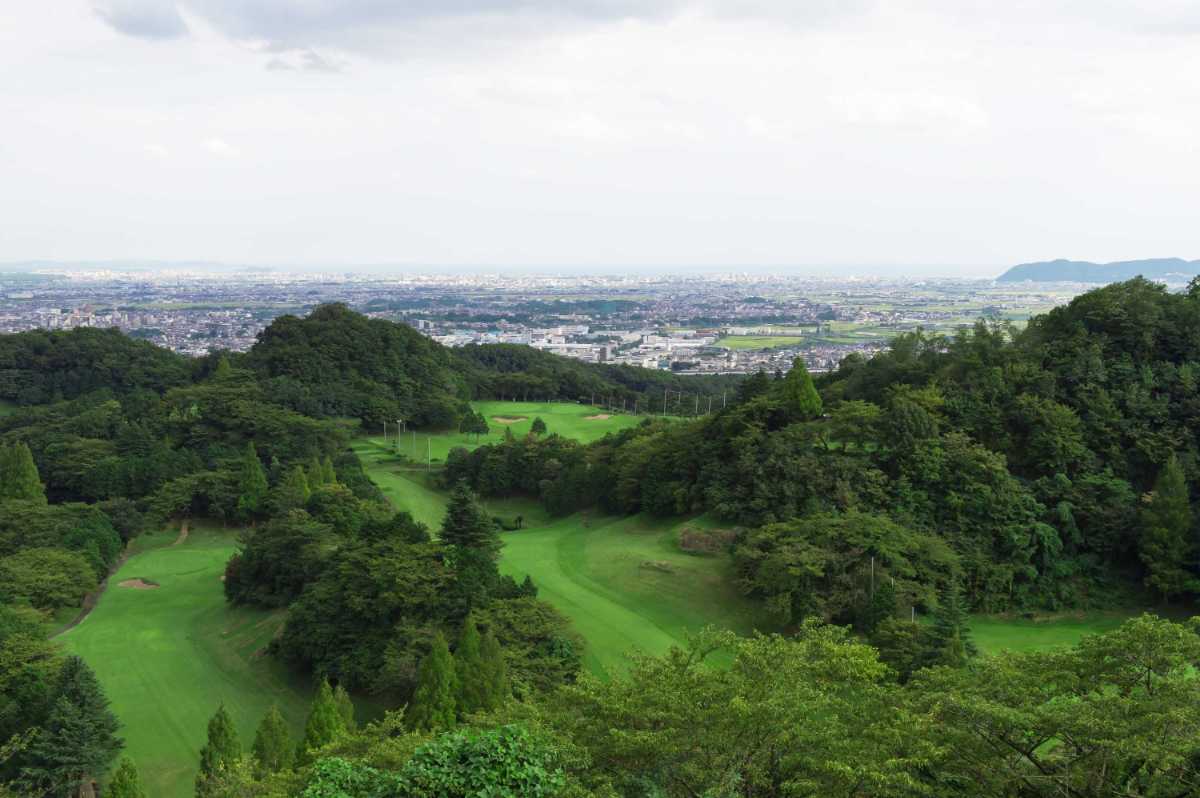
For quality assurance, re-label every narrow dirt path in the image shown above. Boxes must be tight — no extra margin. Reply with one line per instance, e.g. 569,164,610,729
53,519,188,638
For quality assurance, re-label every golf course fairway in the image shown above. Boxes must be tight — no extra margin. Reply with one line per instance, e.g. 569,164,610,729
354,417,771,677
60,523,311,798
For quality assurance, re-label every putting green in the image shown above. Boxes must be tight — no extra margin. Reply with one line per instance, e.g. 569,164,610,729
60,523,312,798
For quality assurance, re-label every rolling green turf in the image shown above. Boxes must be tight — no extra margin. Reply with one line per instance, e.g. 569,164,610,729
368,401,648,466
350,441,449,530
61,523,312,798
970,612,1152,654
0,399,17,417
715,335,807,350
497,511,770,676
353,406,1157,677
354,427,770,677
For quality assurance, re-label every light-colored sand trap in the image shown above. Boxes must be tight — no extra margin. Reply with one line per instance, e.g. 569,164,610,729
492,416,527,424
118,578,159,590
585,414,612,420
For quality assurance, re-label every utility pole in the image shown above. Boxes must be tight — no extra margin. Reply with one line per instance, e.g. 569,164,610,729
427,438,431,470
396,419,404,452
707,396,712,414
382,419,387,444
412,429,416,459
663,386,668,417
722,391,727,409
694,395,699,415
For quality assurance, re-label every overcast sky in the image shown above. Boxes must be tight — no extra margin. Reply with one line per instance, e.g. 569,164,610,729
2,1,1199,276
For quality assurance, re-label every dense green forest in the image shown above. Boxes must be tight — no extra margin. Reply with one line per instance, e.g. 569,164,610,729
450,277,1200,617
4,280,1200,796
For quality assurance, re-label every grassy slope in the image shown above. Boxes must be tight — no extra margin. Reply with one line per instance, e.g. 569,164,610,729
354,402,771,676
373,401,646,465
497,510,769,676
0,399,17,417
61,523,311,798
971,612,1152,654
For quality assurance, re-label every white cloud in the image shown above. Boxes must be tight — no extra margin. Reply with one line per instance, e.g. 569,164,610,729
202,138,238,157
2,1,1199,272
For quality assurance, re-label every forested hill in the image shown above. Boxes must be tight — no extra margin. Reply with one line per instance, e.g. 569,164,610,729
997,256,1199,283
8,281,1200,796
0,303,737,430
240,303,468,428
449,277,1200,616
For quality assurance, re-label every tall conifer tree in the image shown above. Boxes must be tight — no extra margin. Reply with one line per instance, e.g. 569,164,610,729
332,684,356,731
273,465,311,513
106,757,146,798
928,581,976,667
251,705,293,774
440,481,500,556
18,657,121,797
196,705,240,796
307,455,325,487
320,456,337,486
407,632,458,732
1140,454,1194,600
453,616,486,715
295,679,345,765
236,442,269,520
0,442,46,504
479,627,509,711
778,358,823,420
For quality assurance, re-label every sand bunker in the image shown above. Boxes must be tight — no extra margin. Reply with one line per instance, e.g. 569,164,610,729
492,416,527,424
118,578,159,590
585,414,612,420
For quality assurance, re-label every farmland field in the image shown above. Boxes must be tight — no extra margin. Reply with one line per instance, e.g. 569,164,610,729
716,335,806,350
60,523,312,798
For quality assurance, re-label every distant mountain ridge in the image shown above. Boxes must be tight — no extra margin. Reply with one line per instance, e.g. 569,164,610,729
997,257,1200,283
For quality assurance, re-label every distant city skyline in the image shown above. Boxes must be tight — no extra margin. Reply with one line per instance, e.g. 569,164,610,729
4,2,1198,270
0,258,1014,279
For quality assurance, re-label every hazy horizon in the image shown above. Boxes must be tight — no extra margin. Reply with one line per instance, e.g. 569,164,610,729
4,2,1199,270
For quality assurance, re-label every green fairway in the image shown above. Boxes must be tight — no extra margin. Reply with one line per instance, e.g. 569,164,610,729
367,401,648,466
497,511,770,676
355,423,770,677
353,406,1161,678
971,612,1147,654
350,441,449,529
60,523,312,798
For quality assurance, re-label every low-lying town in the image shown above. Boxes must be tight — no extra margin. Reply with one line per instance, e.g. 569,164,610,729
0,266,1083,372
